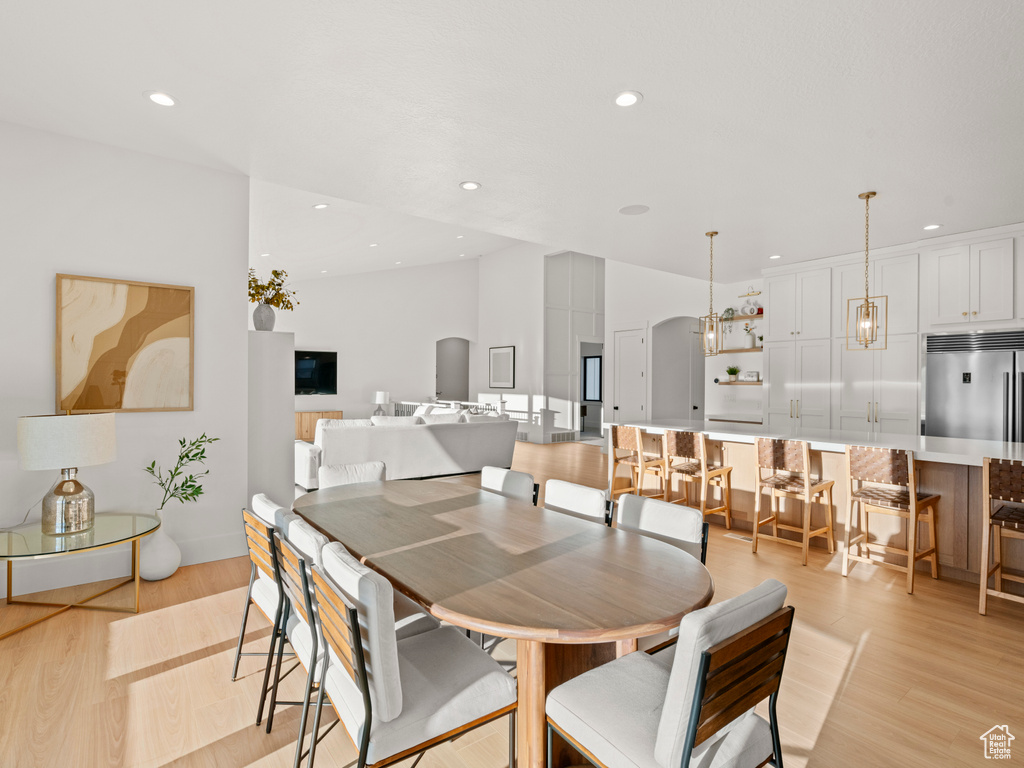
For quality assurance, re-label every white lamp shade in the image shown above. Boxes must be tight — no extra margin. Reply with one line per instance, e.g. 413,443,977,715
17,413,117,471
373,391,390,405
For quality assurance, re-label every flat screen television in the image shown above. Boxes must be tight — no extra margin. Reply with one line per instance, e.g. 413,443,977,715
295,351,337,395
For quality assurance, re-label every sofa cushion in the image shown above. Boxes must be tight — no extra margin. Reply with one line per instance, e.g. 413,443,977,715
319,461,387,488
420,413,462,425
371,416,424,427
427,408,459,415
412,405,434,416
464,413,500,423
315,418,373,445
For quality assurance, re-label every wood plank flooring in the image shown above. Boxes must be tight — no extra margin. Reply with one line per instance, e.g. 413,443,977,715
2,441,1023,767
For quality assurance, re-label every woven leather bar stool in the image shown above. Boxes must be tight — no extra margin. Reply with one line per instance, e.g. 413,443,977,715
752,438,835,565
979,457,1024,614
842,445,939,594
609,425,666,502
663,430,733,529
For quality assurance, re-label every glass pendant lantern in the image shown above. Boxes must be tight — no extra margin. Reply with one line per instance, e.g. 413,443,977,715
846,192,888,351
700,231,720,357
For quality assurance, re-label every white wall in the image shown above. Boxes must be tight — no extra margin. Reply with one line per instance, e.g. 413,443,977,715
273,260,480,418
0,121,250,593
473,242,550,413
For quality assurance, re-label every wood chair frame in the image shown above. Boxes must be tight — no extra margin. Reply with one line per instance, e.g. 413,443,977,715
663,431,734,529
979,457,1024,614
842,446,939,594
752,439,835,566
610,425,667,502
304,565,517,768
546,606,795,768
232,508,291,729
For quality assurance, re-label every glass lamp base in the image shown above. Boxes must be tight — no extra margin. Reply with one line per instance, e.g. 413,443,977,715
42,468,95,535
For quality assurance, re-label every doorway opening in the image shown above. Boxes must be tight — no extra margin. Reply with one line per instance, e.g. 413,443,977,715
435,337,469,401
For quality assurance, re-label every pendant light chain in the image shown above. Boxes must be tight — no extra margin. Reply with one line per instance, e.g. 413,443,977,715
708,232,714,315
864,193,871,300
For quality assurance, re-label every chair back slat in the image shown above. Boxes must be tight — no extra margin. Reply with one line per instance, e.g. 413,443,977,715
987,457,1024,503
756,438,806,473
611,425,641,452
276,534,313,627
242,508,276,581
691,606,794,748
847,445,910,487
311,566,365,688
665,430,700,461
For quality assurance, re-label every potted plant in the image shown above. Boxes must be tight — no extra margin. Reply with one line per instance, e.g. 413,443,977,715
757,334,764,348
726,366,740,382
248,268,299,331
141,433,219,581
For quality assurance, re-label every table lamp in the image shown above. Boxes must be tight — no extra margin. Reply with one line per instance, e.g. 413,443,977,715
373,391,390,416
17,413,117,535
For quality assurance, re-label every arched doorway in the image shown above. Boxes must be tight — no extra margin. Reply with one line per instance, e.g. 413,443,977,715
651,316,704,419
435,337,469,401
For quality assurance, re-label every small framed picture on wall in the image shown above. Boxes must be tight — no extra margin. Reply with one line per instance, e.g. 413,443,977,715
488,346,515,388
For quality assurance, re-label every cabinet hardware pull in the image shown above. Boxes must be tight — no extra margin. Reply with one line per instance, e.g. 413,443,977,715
972,311,978,316
867,402,871,422
790,399,793,418
796,400,800,418
962,311,968,316
875,402,879,422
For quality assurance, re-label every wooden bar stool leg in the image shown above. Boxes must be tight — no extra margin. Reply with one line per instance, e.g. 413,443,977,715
994,525,1003,591
979,515,992,614
771,492,779,539
927,504,939,579
723,471,732,529
906,508,917,594
862,503,871,559
801,495,811,566
842,498,856,577
752,486,762,553
825,486,836,553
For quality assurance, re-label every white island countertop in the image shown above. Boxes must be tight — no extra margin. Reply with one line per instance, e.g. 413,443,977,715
604,417,1024,467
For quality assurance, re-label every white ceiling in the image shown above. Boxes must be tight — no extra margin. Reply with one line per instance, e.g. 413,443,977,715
2,1,1023,282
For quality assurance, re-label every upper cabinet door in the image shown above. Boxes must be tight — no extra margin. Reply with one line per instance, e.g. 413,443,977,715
796,268,831,339
764,275,796,341
874,254,919,335
970,239,1014,323
832,261,868,338
927,246,972,325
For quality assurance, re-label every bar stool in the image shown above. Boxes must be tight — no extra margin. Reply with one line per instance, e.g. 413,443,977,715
663,430,733,529
979,457,1024,614
842,445,939,594
609,425,666,502
752,438,835,565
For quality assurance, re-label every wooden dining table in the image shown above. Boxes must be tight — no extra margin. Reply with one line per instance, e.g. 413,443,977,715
293,479,714,768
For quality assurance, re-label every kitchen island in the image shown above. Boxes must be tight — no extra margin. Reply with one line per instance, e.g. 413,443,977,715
606,418,1024,586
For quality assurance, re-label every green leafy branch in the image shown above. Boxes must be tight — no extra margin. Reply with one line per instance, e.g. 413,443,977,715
248,268,299,310
144,434,220,513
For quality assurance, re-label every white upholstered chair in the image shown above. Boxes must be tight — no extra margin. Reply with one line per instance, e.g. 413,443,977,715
615,493,708,564
544,479,608,523
481,465,538,505
318,460,387,489
546,579,793,768
302,542,518,768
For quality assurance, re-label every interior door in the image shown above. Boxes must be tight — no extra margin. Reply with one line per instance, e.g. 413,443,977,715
435,337,470,401
613,328,647,421
795,339,831,430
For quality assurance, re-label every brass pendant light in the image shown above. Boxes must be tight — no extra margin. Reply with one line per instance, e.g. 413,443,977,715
700,231,720,357
846,191,888,350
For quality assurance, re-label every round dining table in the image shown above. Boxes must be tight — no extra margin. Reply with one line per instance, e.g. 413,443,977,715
293,479,714,768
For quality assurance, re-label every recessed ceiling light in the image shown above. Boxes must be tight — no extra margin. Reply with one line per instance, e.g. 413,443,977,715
260,253,270,257
395,261,402,265
459,254,466,257
923,224,942,230
369,243,378,247
618,205,650,215
321,270,327,273
459,181,481,191
769,255,782,260
456,235,464,239
614,91,643,107
313,203,329,209
146,91,176,107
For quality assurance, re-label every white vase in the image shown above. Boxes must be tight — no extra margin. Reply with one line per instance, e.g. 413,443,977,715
140,521,181,581
252,303,276,331
743,334,756,349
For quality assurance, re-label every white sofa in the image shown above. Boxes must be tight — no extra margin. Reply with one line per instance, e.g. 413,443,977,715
295,416,518,490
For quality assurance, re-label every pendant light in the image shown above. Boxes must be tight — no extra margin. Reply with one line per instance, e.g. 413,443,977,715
846,192,888,351
700,231,720,357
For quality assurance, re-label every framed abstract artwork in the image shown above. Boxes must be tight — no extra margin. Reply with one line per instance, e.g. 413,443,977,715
488,346,515,388
56,274,195,413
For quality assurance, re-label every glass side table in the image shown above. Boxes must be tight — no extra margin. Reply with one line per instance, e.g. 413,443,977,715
0,512,160,641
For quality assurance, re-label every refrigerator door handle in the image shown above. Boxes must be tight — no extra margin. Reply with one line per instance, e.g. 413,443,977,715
1017,372,1024,443
1004,372,1011,442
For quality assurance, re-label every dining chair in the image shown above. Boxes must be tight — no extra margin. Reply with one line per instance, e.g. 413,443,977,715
663,430,734,529
482,465,538,505
752,438,835,566
979,457,1024,614
545,479,608,523
615,493,708,564
842,445,940,594
609,425,667,502
546,579,793,768
318,460,387,489
301,542,518,768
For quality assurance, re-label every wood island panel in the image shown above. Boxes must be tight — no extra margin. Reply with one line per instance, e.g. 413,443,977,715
294,409,343,440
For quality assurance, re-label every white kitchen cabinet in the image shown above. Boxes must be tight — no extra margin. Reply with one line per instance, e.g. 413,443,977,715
764,268,831,341
831,334,919,436
832,254,919,337
764,339,831,432
923,239,1014,327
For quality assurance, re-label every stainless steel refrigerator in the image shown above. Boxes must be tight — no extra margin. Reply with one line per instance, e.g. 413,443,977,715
924,331,1024,441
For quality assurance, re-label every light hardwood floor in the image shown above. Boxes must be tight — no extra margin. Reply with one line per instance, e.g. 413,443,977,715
2,441,1023,767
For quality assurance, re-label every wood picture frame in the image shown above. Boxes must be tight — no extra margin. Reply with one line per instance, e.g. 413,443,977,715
56,273,195,413
488,345,515,389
